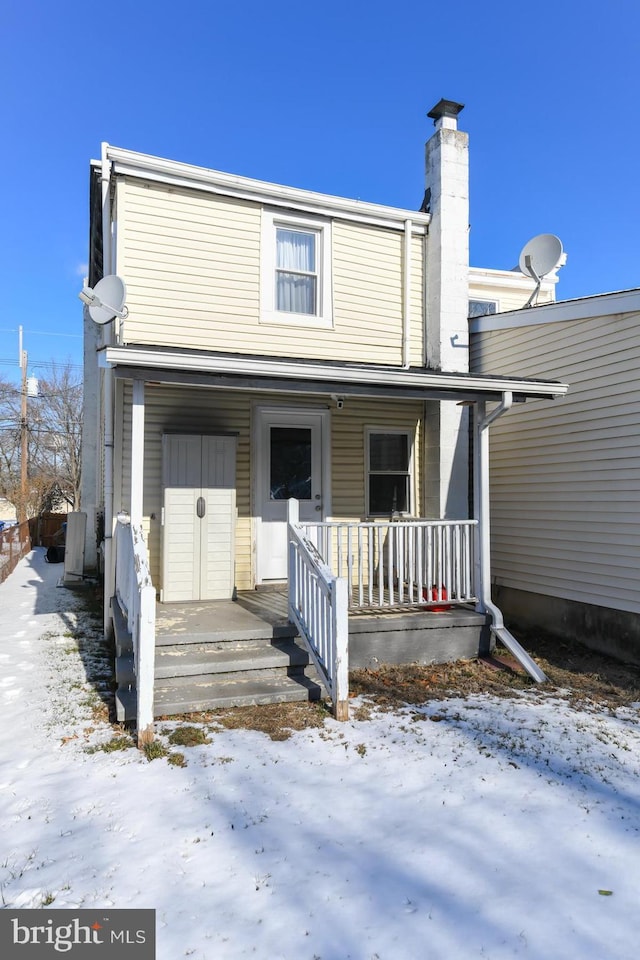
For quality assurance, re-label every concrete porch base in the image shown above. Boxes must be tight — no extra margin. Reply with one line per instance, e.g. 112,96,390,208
348,607,491,669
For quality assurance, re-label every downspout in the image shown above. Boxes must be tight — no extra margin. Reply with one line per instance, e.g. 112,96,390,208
101,142,115,636
401,219,412,368
474,391,547,682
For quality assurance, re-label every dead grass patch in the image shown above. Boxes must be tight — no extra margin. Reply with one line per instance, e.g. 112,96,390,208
183,700,332,741
351,629,640,713
168,725,210,747
156,630,640,740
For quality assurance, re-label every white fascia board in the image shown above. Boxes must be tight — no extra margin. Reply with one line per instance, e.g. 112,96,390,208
469,266,557,292
102,145,430,234
470,287,640,333
104,346,568,399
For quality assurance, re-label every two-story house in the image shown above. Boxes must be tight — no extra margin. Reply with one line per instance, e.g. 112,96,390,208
81,100,567,741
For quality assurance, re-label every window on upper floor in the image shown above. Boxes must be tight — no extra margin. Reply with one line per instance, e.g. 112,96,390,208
366,428,413,516
261,210,332,327
468,299,498,318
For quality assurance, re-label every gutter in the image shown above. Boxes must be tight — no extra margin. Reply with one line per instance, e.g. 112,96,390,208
474,391,547,682
402,219,412,368
103,345,569,401
101,142,115,637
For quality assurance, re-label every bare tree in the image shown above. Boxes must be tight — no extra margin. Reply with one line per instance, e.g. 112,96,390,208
0,375,22,512
0,363,82,517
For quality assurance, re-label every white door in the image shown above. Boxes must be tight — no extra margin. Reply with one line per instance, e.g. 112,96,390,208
256,408,328,581
162,434,236,602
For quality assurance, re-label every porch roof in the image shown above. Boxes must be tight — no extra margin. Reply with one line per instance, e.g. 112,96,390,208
104,345,568,403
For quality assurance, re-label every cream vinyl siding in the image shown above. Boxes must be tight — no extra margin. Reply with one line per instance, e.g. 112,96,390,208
330,398,424,521
117,383,425,592
468,271,556,315
116,179,425,366
471,310,640,614
117,179,261,353
409,235,425,366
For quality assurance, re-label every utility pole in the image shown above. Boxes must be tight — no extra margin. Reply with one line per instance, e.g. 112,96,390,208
19,327,28,524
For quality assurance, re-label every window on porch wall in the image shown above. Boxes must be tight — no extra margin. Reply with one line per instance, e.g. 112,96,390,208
366,430,412,516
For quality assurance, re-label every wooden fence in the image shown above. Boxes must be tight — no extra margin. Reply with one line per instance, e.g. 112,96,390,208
0,521,32,584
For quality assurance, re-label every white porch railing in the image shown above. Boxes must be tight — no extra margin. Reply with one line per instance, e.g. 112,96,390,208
114,515,156,744
301,519,478,611
287,501,349,721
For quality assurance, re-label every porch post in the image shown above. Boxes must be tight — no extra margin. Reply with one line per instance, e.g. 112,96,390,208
332,575,349,721
473,400,490,609
130,379,145,525
287,498,299,622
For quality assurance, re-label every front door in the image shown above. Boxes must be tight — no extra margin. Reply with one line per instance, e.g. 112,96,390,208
256,408,328,581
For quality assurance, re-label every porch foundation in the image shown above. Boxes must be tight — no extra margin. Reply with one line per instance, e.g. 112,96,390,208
347,607,491,669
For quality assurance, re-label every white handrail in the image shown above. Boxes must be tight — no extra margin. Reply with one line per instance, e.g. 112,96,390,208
114,515,156,743
287,500,349,720
302,518,478,610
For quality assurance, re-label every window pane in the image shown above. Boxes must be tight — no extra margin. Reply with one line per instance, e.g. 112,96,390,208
276,229,315,272
369,475,409,514
276,273,316,314
468,299,497,318
370,434,408,471
270,427,312,500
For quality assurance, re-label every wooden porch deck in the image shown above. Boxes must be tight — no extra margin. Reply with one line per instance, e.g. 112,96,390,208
155,589,295,646
112,589,490,720
155,589,490,669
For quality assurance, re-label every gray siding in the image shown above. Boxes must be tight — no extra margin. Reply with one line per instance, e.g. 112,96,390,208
471,309,640,615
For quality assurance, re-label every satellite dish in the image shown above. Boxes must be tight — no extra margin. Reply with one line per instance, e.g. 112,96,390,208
78,275,128,325
518,234,565,307
519,234,564,280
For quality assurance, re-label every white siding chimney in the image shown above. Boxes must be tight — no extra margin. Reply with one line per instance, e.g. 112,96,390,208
423,99,470,518
425,98,469,372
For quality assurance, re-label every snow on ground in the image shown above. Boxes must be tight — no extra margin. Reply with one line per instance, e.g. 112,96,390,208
1,550,639,959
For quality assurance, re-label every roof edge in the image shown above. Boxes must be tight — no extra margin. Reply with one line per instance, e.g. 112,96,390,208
470,287,640,333
99,145,430,232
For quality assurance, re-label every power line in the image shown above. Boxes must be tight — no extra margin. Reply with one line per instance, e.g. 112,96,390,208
0,328,81,340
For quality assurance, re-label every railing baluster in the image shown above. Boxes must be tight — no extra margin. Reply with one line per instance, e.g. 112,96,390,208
297,516,478,611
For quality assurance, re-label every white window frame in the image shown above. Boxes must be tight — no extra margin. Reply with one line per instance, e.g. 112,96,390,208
260,209,333,328
365,427,415,518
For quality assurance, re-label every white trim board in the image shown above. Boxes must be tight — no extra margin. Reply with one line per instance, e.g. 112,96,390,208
104,347,568,400
96,147,430,234
470,288,640,333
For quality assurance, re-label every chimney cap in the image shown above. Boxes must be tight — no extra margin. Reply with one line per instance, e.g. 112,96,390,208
427,99,465,124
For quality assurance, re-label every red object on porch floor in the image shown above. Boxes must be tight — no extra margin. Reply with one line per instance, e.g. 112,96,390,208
424,585,451,612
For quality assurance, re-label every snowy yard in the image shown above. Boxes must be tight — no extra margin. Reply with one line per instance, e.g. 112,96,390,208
1,549,639,959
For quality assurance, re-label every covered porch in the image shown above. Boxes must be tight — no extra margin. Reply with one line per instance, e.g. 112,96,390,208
105,347,568,739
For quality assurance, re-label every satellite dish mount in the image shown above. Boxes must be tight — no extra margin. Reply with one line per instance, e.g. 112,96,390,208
518,234,565,308
79,275,128,326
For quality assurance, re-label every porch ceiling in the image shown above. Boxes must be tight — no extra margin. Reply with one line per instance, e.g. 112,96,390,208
105,345,568,403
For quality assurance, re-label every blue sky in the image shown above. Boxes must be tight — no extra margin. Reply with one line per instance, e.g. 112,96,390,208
1,0,639,382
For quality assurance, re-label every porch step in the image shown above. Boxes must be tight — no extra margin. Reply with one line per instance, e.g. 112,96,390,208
154,637,311,680
111,597,135,723
153,634,324,717
154,668,323,717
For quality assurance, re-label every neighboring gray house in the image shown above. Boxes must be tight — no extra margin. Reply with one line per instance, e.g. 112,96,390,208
470,288,640,665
